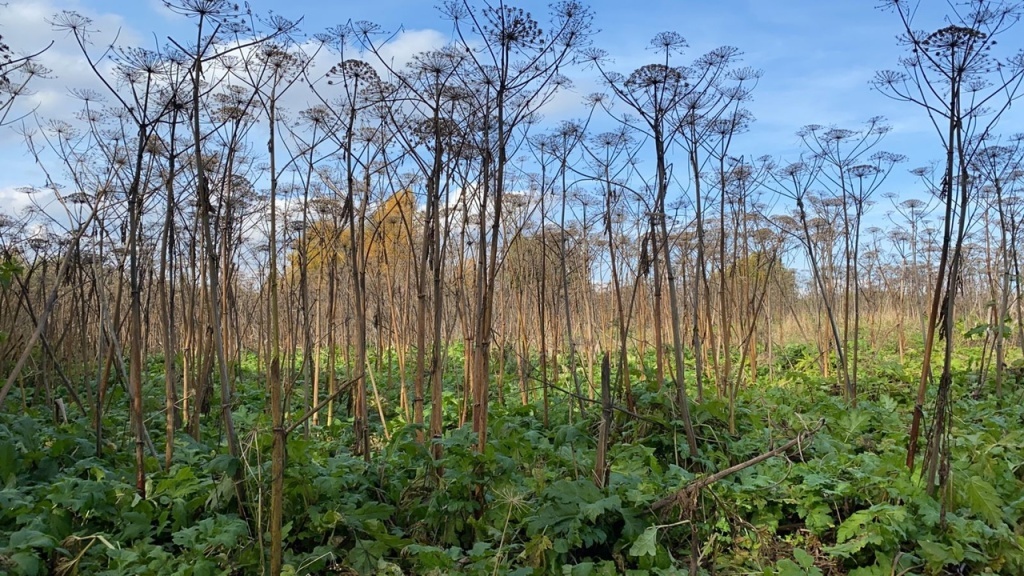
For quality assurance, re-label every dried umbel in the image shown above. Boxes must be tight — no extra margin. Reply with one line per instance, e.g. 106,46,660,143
163,0,244,19
299,105,331,129
65,192,92,205
624,64,686,92
49,11,95,35
480,5,544,50
327,59,380,87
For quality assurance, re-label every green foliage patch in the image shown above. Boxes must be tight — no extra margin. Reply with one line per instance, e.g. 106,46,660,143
2,346,1024,574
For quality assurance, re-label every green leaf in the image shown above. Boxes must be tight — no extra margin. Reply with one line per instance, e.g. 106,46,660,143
0,257,24,290
9,529,57,550
793,548,815,569
964,323,989,339
848,564,890,576
775,558,806,576
629,526,658,557
834,510,870,544
828,503,908,558
522,534,553,568
347,538,387,575
962,475,1004,525
918,540,954,570
0,439,17,479
9,551,42,576
580,495,622,522
838,409,871,440
207,454,239,476
119,511,152,541
800,505,834,534
404,544,453,571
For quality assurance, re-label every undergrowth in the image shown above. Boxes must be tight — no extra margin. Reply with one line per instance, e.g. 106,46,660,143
1,345,1023,575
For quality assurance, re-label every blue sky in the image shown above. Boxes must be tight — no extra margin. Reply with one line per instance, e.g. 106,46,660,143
1,0,1019,224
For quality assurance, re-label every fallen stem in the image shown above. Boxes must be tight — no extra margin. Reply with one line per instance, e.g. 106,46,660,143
654,419,825,511
285,374,362,437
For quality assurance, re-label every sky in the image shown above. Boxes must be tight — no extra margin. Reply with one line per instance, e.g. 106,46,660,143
1,0,1020,227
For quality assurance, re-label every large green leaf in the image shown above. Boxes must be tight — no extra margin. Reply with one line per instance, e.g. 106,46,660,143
628,526,658,557
8,551,42,576
917,540,956,571
8,528,56,550
962,475,1004,525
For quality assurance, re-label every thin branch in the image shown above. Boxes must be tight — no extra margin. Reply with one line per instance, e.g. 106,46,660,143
653,419,825,512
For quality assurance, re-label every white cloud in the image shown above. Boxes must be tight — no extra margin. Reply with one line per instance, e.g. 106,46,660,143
0,186,55,219
371,28,448,73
